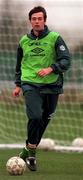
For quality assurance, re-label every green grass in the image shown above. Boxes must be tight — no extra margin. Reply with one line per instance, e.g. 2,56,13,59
0,149,83,180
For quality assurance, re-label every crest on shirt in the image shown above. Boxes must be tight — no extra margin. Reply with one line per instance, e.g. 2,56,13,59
59,45,66,51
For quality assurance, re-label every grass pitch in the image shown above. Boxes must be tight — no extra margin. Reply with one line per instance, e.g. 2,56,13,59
0,148,83,180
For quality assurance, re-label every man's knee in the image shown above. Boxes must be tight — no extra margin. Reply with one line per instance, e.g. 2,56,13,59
28,110,42,123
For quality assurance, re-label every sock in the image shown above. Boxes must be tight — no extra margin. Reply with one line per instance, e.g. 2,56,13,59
28,148,36,158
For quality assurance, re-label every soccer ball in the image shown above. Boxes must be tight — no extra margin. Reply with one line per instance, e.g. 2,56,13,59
38,138,55,150
72,138,83,147
6,156,26,175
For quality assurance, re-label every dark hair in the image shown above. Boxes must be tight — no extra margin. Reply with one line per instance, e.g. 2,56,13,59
29,6,47,21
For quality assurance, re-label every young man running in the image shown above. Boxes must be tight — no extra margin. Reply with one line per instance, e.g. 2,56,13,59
13,6,70,171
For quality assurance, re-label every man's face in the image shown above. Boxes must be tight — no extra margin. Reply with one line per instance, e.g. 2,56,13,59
30,12,46,32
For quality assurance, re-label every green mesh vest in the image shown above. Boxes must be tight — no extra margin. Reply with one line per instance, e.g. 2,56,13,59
19,31,59,84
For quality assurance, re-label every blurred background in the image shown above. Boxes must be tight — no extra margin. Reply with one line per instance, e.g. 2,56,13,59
0,0,83,83
0,0,83,146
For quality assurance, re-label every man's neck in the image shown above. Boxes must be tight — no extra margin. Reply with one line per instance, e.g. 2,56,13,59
33,27,45,37
30,25,48,39
33,30,39,37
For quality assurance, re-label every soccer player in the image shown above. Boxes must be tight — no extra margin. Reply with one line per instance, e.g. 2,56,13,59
13,6,70,171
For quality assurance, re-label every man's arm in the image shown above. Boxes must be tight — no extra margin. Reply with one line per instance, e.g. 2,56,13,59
37,36,70,77
13,45,23,97
15,44,23,86
51,36,71,74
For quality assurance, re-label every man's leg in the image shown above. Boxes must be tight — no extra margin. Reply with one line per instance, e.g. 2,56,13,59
20,88,43,171
36,94,59,146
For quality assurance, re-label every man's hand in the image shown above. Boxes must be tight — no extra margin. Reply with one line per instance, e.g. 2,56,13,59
37,67,53,77
12,86,21,97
